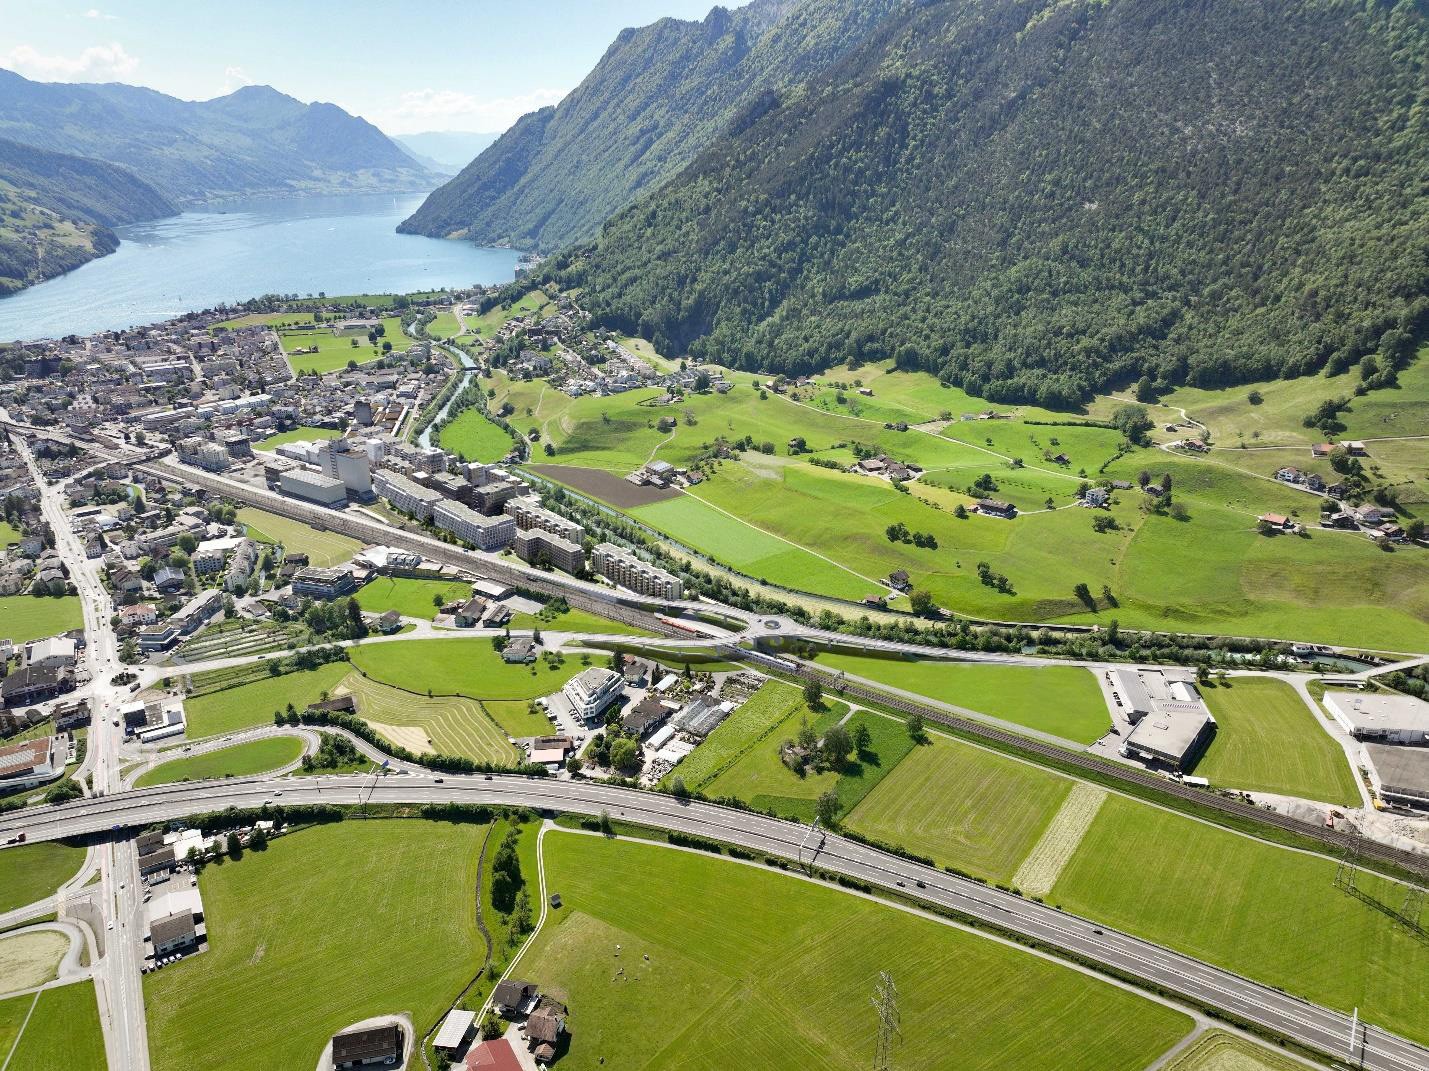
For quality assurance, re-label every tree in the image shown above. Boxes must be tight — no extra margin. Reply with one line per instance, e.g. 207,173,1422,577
565,754,583,776
1135,375,1156,402
1073,582,1095,609
1159,473,1173,494
820,723,853,768
815,790,840,827
248,826,268,851
796,716,819,753
511,887,533,934
1247,390,1263,405
1110,404,1153,445
609,737,641,774
1137,470,1152,489
226,831,243,860
907,712,925,743
671,776,689,799
490,829,524,911
802,678,824,709
908,588,936,616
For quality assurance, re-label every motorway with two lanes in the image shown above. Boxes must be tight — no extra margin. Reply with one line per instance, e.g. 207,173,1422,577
3,773,1428,1071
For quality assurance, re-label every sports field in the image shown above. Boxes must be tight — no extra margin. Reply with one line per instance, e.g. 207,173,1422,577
0,981,105,1071
818,654,1109,744
135,736,306,787
0,594,83,644
353,576,472,620
253,425,342,450
0,841,85,914
1194,677,1360,804
1162,1031,1307,1071
183,662,350,738
1051,794,1429,1043
278,315,413,375
514,832,1191,1070
335,671,517,762
0,930,69,993
439,407,514,463
845,732,1073,881
238,507,360,567
145,821,486,1071
348,638,583,700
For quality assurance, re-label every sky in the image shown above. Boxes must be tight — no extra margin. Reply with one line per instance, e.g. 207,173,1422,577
0,0,728,135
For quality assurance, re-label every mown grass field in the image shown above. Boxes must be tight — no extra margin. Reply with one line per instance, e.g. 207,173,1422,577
482,699,556,737
348,638,582,700
145,821,486,1071
0,930,69,992
1194,677,1360,804
515,832,1191,1071
818,654,1109,744
0,841,85,914
0,594,83,643
353,576,472,620
466,289,553,338
183,662,350,738
253,425,342,450
845,731,1073,881
438,407,514,463
1163,1030,1306,1071
0,981,105,1071
238,507,360,568
279,315,413,375
336,670,517,762
1051,794,1429,1044
426,310,461,338
135,736,305,787
507,606,654,637
505,359,1429,647
0,519,21,546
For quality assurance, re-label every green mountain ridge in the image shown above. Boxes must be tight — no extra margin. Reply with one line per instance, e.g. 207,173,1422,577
0,136,175,296
559,0,1429,404
399,0,902,251
0,71,437,206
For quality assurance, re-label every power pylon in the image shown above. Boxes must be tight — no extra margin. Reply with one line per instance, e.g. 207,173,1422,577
871,971,901,1071
1401,882,1425,929
1333,827,1363,894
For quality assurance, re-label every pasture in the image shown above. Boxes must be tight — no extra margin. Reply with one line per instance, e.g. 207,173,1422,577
278,315,413,375
183,661,350,738
0,981,105,1071
135,736,305,787
238,507,361,567
845,732,1073,881
425,310,462,338
0,594,83,644
1194,677,1360,804
348,638,583,700
817,654,1109,744
438,407,514,463
144,821,486,1071
1051,794,1429,1044
513,832,1191,1071
253,425,342,450
482,699,556,737
353,576,472,620
0,841,85,914
466,289,554,338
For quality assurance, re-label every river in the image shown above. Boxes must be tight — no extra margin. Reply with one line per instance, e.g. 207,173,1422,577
0,192,521,343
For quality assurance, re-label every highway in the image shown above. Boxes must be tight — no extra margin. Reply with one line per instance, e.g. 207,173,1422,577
3,774,1427,1071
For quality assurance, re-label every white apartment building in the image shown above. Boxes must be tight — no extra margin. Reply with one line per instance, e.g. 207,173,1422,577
432,499,516,551
591,543,683,600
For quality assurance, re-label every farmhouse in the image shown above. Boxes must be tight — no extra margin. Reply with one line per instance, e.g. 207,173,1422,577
331,1024,403,1070
1324,691,1429,746
492,979,540,1018
975,499,1016,519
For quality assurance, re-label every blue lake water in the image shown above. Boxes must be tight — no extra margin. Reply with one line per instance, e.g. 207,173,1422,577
0,192,520,342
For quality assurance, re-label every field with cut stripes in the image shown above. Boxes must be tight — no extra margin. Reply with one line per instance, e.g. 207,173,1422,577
336,671,517,763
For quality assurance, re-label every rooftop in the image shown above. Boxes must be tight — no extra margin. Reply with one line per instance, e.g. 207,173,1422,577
1327,691,1429,734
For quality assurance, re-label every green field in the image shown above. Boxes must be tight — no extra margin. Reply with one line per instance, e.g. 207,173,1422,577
145,821,486,1071
348,638,582,700
846,731,1073,881
438,406,514,463
211,311,317,331
1162,1031,1306,1071
506,605,654,637
253,425,343,450
426,310,462,338
466,289,554,338
238,507,361,568
1194,677,1360,804
279,315,413,375
353,576,472,620
184,662,350,738
0,594,83,643
335,670,518,763
135,736,306,787
818,654,1109,744
514,832,1191,1070
669,681,809,790
0,841,85,914
1052,794,1429,1043
0,519,20,547
482,699,556,737
0,981,105,1071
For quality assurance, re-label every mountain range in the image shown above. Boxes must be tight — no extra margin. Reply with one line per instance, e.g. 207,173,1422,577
550,0,1429,403
393,131,501,174
0,70,437,206
398,0,901,251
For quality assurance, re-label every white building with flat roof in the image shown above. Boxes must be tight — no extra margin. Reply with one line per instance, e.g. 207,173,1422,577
562,667,624,725
1325,691,1429,746
278,468,346,507
432,499,516,551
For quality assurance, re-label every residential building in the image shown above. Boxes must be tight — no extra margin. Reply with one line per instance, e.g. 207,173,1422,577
138,622,180,653
432,500,516,551
373,469,445,521
150,910,198,957
513,528,585,574
504,497,584,543
291,567,356,601
1,665,74,708
562,667,624,724
591,543,682,600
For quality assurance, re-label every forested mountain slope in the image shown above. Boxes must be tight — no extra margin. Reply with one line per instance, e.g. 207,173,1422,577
0,137,175,294
0,72,436,205
563,0,1429,404
399,0,901,251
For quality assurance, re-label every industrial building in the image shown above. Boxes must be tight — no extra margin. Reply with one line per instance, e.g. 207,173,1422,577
432,499,517,551
591,542,683,599
1325,691,1429,746
1365,744,1429,809
317,439,374,501
278,468,347,507
562,667,624,724
1116,670,1216,772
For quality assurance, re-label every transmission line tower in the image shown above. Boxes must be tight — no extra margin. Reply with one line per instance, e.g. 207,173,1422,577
1401,882,1425,929
1333,827,1363,894
871,971,901,1071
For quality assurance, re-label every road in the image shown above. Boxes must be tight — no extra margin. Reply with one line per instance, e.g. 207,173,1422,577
2,774,1426,1071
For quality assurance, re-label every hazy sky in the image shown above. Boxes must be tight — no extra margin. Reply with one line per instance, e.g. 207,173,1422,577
0,0,726,135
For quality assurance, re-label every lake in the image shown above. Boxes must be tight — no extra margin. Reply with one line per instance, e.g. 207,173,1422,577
0,192,521,342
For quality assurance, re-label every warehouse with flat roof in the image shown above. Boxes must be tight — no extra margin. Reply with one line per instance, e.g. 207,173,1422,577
1117,671,1216,772
1324,691,1429,746
1364,744,1429,809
